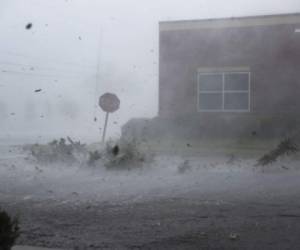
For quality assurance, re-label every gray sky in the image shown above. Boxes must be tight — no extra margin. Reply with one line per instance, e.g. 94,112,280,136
0,0,299,142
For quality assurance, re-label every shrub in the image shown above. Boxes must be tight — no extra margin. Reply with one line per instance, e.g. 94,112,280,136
87,150,102,166
103,139,151,169
27,137,87,164
0,209,20,250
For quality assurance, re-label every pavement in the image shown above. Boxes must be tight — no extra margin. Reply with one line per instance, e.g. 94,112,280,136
13,246,64,250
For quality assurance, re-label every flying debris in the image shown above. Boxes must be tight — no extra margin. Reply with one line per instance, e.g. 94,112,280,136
35,166,43,173
112,145,119,156
26,23,33,30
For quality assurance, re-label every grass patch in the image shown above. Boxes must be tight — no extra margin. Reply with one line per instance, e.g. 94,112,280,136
142,137,277,157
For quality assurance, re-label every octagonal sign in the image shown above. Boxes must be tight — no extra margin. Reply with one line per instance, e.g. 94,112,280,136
99,93,120,113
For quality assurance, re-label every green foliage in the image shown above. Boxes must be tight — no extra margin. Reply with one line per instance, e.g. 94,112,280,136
0,209,20,250
257,137,298,166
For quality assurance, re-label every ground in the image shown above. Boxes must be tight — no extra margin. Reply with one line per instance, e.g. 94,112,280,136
1,144,300,249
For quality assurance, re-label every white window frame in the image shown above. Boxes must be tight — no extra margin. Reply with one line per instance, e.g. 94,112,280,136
197,71,251,112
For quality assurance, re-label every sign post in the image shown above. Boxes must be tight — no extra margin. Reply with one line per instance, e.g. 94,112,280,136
101,112,109,143
99,93,120,143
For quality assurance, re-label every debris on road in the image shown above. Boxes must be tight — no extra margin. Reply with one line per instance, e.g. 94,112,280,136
229,233,239,240
178,160,191,174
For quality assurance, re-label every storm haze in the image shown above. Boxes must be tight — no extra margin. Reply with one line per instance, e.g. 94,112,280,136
0,0,299,143
1,2,300,249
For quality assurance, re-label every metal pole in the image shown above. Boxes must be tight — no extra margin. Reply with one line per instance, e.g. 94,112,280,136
102,112,109,143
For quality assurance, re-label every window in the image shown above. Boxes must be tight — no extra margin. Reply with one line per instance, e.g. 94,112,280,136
197,70,250,112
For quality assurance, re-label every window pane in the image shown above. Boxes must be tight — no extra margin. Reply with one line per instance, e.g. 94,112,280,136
224,73,249,91
199,93,222,110
198,74,222,91
224,93,249,110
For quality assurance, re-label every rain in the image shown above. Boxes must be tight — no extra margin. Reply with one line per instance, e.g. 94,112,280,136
1,0,300,249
